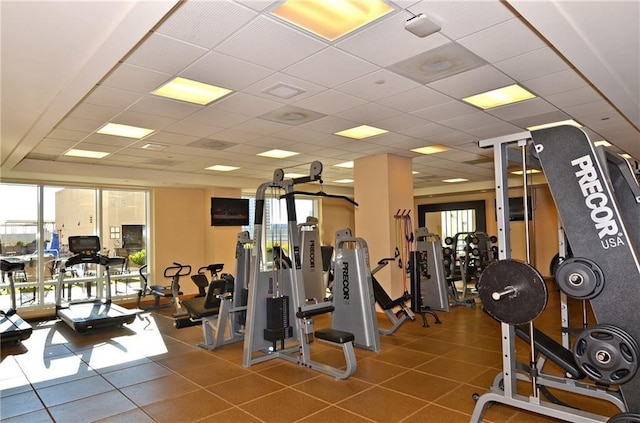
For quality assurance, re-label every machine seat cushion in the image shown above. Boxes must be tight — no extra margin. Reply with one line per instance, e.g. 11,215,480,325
182,280,228,319
315,328,354,344
515,325,585,379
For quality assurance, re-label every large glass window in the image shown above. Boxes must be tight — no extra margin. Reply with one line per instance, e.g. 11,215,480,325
0,183,149,311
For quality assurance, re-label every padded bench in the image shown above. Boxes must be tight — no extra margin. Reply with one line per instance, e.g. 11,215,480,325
515,325,585,380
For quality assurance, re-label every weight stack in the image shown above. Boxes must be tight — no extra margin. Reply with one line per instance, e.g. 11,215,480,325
264,296,293,342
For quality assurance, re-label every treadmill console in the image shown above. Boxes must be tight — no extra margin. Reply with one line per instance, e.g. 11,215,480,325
69,236,100,255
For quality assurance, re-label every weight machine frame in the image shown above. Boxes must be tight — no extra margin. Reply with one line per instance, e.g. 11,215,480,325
471,127,636,422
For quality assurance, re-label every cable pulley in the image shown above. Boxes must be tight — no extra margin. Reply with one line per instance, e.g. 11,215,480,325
478,259,548,325
573,324,639,385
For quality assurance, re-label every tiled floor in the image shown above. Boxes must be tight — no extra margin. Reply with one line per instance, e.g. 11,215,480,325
0,284,623,422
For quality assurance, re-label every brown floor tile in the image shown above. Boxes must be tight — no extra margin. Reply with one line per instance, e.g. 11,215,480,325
381,370,461,402
415,356,490,383
371,346,436,368
300,405,374,422
156,349,218,373
2,409,53,423
37,374,114,407
401,403,470,422
206,372,285,405
444,345,502,367
48,390,137,422
119,373,200,406
338,385,428,422
256,361,321,386
352,357,408,384
196,407,263,423
434,383,490,416
102,361,172,388
294,374,373,403
0,390,45,420
239,388,327,423
402,337,460,356
93,408,156,423
180,357,250,387
142,389,231,423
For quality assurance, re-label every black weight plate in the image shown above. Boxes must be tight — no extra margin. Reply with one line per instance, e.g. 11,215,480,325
478,259,548,325
489,236,498,243
573,325,639,385
556,257,604,300
608,412,640,423
444,237,453,246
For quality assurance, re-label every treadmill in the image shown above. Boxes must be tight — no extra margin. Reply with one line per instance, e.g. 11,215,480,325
0,258,33,344
56,236,137,333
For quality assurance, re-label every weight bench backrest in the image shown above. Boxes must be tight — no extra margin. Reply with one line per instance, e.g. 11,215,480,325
372,276,409,310
203,280,229,309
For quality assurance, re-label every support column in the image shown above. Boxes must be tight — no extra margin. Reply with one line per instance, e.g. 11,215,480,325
354,154,414,299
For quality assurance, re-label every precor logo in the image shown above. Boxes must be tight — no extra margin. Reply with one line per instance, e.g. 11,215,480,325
342,262,350,302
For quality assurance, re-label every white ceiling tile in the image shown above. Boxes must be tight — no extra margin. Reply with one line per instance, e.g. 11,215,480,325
45,128,88,141
409,0,514,40
186,108,251,128
336,11,449,67
335,69,421,101
523,69,588,97
212,92,283,117
545,86,602,109
128,96,202,120
112,110,177,131
335,102,401,124
100,63,171,94
439,111,505,132
82,133,139,148
163,120,223,138
283,47,379,88
371,114,429,132
378,86,451,113
217,16,326,70
411,100,478,122
293,90,366,115
427,65,513,99
510,110,571,130
73,142,121,153
144,131,200,147
83,86,143,109
398,122,458,139
182,51,273,91
156,1,257,49
56,116,103,133
564,100,619,121
271,127,325,143
235,118,290,135
494,47,569,82
209,128,262,143
68,103,121,122
246,136,297,149
125,33,208,75
487,98,559,121
299,117,359,135
459,18,546,63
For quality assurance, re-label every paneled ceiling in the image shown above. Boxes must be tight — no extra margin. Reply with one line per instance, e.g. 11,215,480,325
1,0,638,193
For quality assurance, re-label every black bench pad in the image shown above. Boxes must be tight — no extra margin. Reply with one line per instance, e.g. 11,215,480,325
515,325,585,380
315,328,354,344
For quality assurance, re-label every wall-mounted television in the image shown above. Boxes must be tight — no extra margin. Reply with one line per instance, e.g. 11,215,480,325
211,197,250,226
495,196,533,221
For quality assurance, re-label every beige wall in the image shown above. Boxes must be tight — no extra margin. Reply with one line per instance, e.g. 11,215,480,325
319,197,355,247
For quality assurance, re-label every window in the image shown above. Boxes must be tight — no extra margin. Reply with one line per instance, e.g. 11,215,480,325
0,183,149,311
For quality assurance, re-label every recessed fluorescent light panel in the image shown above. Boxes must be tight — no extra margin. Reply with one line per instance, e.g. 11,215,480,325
334,161,354,168
526,119,582,131
270,0,394,42
284,173,306,178
334,179,354,184
152,77,232,105
335,125,388,140
64,149,110,159
594,140,612,147
97,123,154,139
442,178,468,183
206,165,240,172
257,149,299,159
411,145,450,155
462,84,536,109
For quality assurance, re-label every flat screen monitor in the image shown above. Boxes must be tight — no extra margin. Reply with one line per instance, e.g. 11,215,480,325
211,197,249,226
